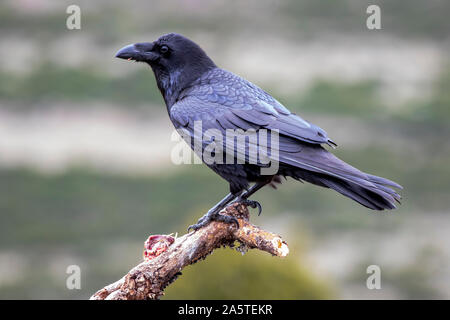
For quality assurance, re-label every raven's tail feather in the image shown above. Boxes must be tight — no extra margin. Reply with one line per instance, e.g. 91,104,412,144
292,171,401,210
280,146,402,210
318,175,400,210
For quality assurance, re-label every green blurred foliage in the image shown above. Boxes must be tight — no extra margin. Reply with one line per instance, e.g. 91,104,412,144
349,246,446,299
165,249,331,299
294,80,381,116
0,64,162,106
282,0,450,40
2,1,449,41
402,67,450,124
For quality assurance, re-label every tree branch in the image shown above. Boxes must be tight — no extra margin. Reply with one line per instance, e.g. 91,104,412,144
90,202,289,300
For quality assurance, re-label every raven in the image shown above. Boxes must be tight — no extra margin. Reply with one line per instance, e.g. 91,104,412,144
115,33,402,231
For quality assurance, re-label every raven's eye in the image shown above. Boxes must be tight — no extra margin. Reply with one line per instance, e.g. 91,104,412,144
159,45,169,54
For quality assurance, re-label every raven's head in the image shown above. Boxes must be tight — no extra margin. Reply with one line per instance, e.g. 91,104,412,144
115,33,216,106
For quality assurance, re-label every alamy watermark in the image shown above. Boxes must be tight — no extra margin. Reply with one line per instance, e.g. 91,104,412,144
66,264,81,290
366,5,381,30
170,121,280,175
366,264,381,289
66,5,81,30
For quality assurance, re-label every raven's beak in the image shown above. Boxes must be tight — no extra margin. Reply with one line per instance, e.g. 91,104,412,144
115,42,156,62
115,44,139,60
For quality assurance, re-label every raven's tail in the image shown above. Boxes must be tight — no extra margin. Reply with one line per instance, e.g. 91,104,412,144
313,173,401,210
280,146,402,210
292,168,402,210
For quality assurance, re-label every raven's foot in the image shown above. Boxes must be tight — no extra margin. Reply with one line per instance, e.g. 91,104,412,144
237,198,262,216
187,212,239,232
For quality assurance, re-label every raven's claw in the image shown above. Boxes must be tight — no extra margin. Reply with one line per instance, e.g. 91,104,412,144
187,212,239,232
238,198,262,216
187,215,207,232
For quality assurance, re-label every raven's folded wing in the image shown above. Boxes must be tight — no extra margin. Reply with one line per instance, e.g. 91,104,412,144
173,68,336,146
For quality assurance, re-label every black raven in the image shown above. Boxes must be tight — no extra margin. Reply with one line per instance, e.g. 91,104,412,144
115,33,402,231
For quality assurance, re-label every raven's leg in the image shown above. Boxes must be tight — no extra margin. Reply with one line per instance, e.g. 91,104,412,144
235,181,269,216
187,180,270,231
187,191,242,232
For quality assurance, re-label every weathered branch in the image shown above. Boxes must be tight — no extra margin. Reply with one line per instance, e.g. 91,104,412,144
90,203,289,300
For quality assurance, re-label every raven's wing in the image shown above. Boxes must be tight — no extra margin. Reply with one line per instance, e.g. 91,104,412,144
170,93,368,183
170,69,401,210
175,68,336,147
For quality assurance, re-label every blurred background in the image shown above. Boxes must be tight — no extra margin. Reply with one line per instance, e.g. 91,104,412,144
0,0,449,299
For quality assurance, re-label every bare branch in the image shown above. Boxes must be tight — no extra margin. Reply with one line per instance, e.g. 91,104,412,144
90,203,289,300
